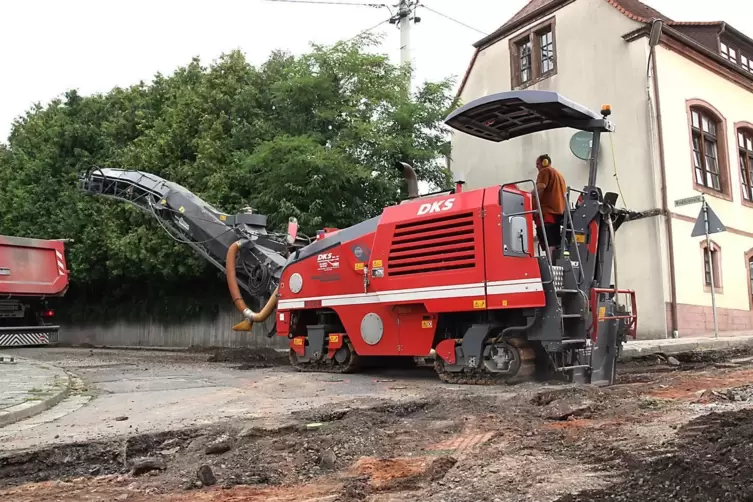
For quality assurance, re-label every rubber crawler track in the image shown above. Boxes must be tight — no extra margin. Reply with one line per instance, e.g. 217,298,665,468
287,337,538,385
289,339,362,374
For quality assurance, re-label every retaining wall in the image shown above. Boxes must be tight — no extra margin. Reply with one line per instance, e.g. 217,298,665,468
59,304,288,349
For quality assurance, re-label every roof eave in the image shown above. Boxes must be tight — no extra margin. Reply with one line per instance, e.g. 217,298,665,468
624,24,753,85
473,0,571,50
719,23,753,50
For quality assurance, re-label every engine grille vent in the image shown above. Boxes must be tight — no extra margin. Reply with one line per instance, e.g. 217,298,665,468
387,212,476,277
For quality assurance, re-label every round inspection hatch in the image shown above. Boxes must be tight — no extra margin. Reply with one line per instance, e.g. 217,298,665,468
289,273,303,294
360,313,384,346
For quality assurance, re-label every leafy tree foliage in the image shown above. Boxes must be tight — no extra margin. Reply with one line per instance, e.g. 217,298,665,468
0,35,456,318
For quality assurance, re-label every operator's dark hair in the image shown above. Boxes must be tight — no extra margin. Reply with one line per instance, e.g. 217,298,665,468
537,154,552,167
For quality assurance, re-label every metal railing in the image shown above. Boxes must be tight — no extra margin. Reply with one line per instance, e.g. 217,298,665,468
560,187,586,287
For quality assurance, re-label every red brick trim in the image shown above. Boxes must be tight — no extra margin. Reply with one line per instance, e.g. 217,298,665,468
455,48,479,101
669,212,753,239
670,302,753,336
735,122,753,209
746,247,753,311
685,99,733,202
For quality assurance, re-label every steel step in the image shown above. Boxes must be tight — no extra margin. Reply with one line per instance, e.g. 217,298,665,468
560,339,587,345
556,289,579,295
561,313,583,319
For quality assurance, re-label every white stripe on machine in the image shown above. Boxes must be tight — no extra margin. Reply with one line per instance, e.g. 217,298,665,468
278,279,543,309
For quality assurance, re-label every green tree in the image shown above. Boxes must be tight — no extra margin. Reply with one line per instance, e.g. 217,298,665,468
0,34,457,319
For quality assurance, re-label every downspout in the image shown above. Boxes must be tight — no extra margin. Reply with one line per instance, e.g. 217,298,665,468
647,25,679,338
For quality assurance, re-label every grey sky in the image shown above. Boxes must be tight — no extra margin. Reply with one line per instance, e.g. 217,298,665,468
0,0,748,143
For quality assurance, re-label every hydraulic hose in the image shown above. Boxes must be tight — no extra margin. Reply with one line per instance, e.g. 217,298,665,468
226,240,278,332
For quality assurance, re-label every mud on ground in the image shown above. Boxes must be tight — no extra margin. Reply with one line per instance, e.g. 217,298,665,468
4,353,753,501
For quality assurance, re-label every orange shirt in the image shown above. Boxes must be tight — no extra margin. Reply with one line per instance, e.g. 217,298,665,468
536,165,567,219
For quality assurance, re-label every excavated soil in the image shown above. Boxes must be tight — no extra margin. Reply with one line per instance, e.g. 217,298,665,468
199,346,288,369
559,408,753,501
5,354,753,501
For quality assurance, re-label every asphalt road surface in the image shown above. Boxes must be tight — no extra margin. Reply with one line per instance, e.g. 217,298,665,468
0,347,514,452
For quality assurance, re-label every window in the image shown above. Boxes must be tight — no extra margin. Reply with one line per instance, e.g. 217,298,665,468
691,108,721,191
510,19,556,88
720,40,753,74
687,101,730,200
540,30,555,73
701,241,722,292
738,128,753,203
516,37,532,84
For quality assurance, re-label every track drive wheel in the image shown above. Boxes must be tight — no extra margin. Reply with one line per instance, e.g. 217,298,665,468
289,337,361,374
434,337,537,385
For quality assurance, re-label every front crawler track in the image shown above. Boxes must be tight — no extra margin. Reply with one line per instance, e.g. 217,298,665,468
288,338,362,374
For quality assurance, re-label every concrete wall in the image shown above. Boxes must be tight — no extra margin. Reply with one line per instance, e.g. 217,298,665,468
59,305,289,349
452,0,670,338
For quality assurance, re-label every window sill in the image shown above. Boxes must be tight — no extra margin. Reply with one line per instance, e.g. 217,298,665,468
703,285,724,295
693,183,733,202
515,70,557,90
742,197,753,209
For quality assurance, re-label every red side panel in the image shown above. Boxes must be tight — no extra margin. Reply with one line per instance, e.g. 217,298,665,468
0,235,68,297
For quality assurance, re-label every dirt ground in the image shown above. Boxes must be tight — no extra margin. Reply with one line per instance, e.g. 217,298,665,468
4,349,753,501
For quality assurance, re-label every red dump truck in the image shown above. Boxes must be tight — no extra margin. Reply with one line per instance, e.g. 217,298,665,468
0,235,69,347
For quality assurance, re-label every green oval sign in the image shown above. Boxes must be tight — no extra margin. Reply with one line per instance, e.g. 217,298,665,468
570,131,593,161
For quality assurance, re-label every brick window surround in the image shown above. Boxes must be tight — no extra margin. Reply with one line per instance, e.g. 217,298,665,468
747,247,753,311
686,99,732,201
509,17,557,89
736,122,753,208
701,240,723,294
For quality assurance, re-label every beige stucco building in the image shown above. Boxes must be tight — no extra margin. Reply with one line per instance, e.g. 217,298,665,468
451,0,753,339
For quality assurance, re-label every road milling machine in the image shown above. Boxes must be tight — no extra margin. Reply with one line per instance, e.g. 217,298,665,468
80,90,641,386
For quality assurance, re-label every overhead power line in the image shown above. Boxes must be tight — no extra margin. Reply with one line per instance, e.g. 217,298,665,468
263,0,389,8
342,17,393,44
417,4,487,36
263,0,421,85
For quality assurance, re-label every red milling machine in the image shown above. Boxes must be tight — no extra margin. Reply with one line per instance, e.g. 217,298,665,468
81,90,644,386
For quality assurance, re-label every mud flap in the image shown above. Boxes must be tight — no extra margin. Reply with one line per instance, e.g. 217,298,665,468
304,325,327,362
590,304,619,386
460,324,490,369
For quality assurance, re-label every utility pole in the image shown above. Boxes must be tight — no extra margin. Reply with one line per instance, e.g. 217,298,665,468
397,0,412,68
390,0,419,88
701,196,719,339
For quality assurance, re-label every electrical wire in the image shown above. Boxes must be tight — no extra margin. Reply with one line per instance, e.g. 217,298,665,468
608,133,628,208
417,3,487,36
341,17,392,44
262,0,389,8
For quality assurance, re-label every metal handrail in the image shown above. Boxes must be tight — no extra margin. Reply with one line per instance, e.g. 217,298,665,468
561,188,585,287
500,180,554,283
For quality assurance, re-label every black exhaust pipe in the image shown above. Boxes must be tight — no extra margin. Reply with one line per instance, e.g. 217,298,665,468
396,162,418,198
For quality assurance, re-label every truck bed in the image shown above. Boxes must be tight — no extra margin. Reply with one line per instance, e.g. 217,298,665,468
0,235,69,297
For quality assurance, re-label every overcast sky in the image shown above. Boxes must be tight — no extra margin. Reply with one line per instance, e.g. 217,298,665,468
0,0,748,143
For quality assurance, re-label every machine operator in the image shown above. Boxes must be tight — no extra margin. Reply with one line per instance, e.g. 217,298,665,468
533,154,566,257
